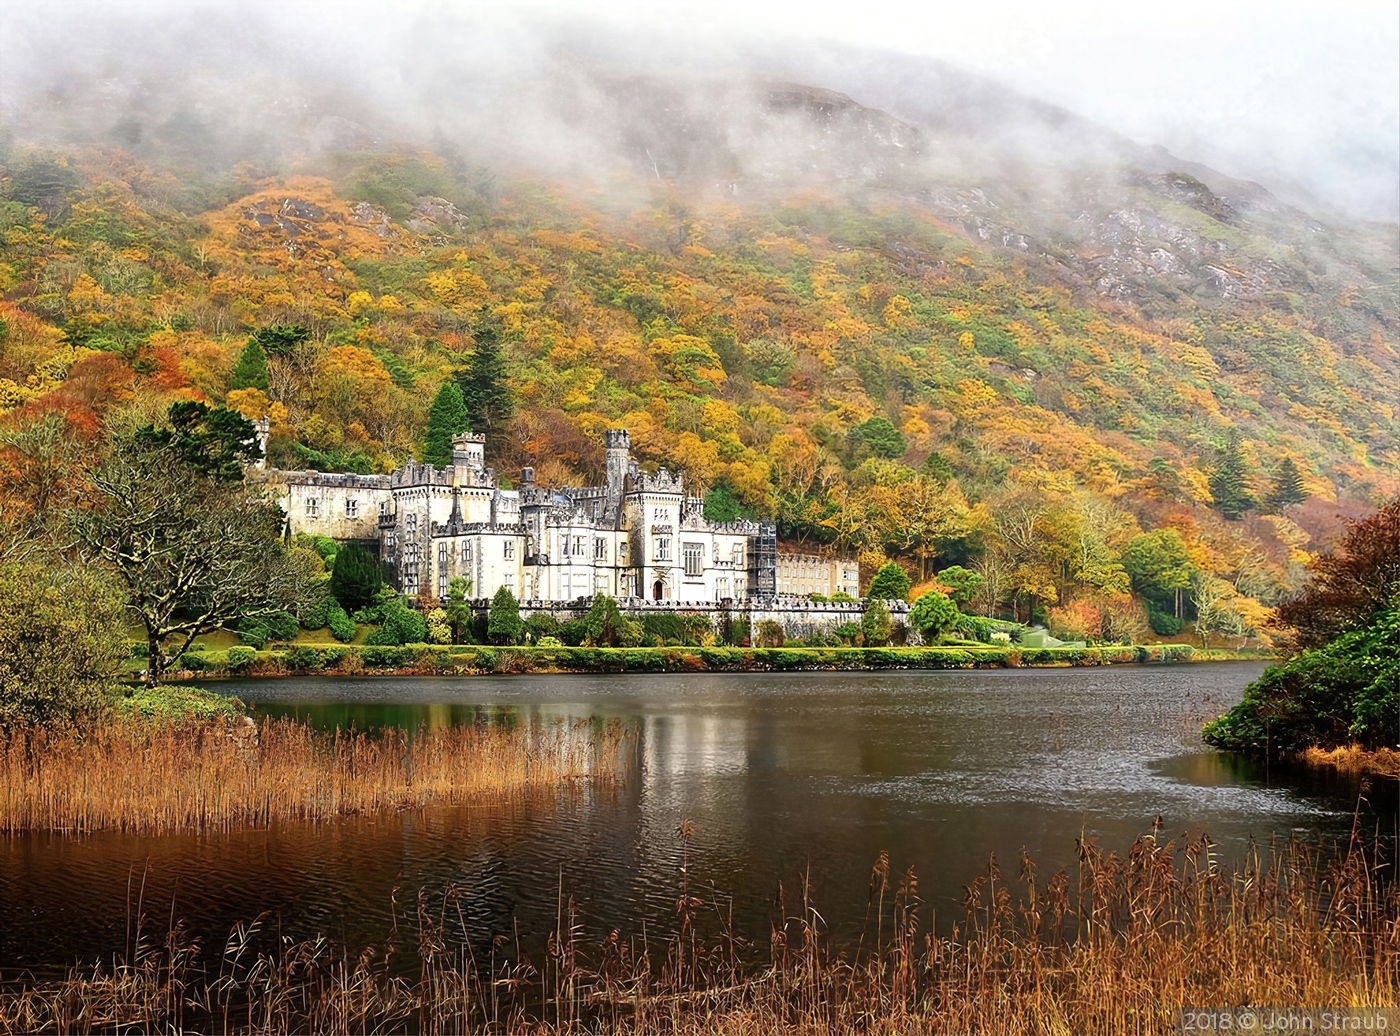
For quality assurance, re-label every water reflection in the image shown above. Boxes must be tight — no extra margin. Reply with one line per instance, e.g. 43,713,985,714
3,665,1393,975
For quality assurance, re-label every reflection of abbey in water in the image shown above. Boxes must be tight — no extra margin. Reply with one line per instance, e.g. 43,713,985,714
265,429,860,607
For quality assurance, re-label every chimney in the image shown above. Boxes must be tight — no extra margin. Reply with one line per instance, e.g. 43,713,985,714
521,466,535,486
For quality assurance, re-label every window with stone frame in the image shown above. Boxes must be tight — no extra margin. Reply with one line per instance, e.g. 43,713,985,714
345,498,359,519
655,536,670,562
683,542,703,577
731,544,743,566
504,539,515,560
438,542,448,569
461,540,471,563
407,513,417,536
438,571,447,599
306,496,319,517
594,537,606,560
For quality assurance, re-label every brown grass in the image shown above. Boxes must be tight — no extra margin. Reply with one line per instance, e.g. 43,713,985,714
0,716,628,834
1301,745,1400,777
1,826,1395,1034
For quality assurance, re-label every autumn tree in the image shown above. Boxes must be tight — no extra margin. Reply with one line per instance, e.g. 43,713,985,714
422,381,470,466
77,405,308,684
1274,496,1400,649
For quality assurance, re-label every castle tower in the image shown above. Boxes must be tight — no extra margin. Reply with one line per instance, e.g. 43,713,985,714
604,428,630,514
451,432,486,471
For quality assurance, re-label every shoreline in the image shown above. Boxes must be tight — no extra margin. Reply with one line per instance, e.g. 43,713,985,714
155,643,1273,681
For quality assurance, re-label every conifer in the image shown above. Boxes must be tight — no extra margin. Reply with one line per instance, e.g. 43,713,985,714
487,585,523,645
1208,433,1258,521
229,340,270,393
456,323,513,435
1268,456,1308,511
422,382,470,466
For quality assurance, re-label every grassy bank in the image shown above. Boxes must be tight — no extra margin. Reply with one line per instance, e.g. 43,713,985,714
162,642,1271,680
1300,745,1400,777
0,831,1392,1034
0,715,627,834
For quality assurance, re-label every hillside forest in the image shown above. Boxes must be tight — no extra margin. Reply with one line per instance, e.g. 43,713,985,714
1,143,1397,646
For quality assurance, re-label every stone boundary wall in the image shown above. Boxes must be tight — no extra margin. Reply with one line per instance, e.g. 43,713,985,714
446,595,908,639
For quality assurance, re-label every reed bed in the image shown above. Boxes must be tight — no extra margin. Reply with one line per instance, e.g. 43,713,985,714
2,827,1395,1034
1302,745,1400,777
0,716,629,834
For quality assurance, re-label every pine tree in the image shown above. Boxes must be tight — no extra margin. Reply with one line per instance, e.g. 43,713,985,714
1208,433,1258,521
229,340,270,393
1268,456,1308,511
456,323,512,435
422,382,470,466
487,584,522,645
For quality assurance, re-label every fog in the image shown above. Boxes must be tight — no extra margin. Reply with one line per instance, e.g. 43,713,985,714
2,0,1396,222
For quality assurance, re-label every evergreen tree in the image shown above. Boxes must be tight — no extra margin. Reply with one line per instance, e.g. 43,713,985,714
867,561,912,602
422,382,470,466
487,584,523,645
861,598,893,646
456,323,513,435
1268,456,1308,511
229,340,270,392
328,542,385,613
1208,433,1258,521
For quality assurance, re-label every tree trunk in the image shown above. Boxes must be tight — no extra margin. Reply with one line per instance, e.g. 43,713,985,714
146,626,164,687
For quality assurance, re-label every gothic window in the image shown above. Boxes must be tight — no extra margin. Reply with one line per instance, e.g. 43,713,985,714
461,540,471,563
683,542,703,577
438,542,447,568
655,536,670,562
306,497,319,517
407,513,418,536
504,540,515,560
345,498,359,519
438,571,447,599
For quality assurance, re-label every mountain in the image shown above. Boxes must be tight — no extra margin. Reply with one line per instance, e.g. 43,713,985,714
0,10,1396,637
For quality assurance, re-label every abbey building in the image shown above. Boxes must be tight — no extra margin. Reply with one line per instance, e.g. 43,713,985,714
260,429,860,607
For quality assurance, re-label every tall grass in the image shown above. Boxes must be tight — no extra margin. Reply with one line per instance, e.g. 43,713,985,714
0,716,628,834
1,827,1394,1033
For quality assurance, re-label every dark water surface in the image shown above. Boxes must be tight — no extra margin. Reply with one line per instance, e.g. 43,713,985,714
3,665,1394,974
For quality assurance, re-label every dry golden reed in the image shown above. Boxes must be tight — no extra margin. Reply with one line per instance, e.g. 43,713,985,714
0,715,628,834
1302,744,1400,777
1,827,1395,1034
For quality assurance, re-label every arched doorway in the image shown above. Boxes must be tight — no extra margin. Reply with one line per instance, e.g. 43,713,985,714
653,580,664,601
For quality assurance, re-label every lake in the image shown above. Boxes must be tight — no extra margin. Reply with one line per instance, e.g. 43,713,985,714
2,664,1391,976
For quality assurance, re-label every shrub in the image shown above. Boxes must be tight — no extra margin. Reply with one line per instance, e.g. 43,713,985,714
115,684,242,721
177,652,207,670
425,607,452,645
526,612,561,643
327,603,357,642
829,591,855,603
226,646,257,670
535,636,562,648
1147,605,1184,636
238,622,269,648
832,622,861,644
299,591,331,631
754,619,785,648
909,590,959,641
642,611,686,644
286,646,323,671
262,610,299,643
329,542,386,612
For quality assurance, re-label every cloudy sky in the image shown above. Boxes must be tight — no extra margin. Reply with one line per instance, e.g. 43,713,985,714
6,0,1398,220
546,0,1400,220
